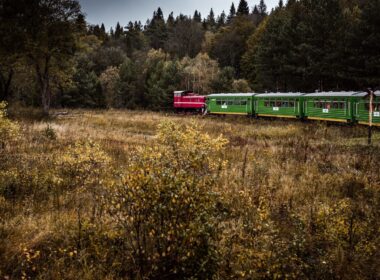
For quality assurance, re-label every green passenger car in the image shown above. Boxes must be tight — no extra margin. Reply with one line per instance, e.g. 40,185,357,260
206,93,256,115
254,93,305,119
353,91,380,126
303,92,360,123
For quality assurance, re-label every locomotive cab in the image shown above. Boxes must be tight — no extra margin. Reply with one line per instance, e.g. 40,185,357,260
173,90,206,113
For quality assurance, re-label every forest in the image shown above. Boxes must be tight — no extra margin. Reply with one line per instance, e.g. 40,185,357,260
1,0,379,114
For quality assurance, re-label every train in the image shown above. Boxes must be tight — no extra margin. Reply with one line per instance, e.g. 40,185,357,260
174,90,380,126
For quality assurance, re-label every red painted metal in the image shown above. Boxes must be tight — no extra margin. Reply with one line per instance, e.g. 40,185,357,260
173,90,206,110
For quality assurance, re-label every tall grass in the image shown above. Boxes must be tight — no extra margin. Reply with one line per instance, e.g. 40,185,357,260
1,107,379,279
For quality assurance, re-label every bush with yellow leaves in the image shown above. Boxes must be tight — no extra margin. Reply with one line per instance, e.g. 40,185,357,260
107,121,228,279
0,101,19,150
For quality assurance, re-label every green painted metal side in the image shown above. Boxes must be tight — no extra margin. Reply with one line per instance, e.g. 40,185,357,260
303,97,354,122
254,96,304,118
354,96,380,125
207,96,254,115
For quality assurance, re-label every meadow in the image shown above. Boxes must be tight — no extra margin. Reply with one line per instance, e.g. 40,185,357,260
1,106,379,279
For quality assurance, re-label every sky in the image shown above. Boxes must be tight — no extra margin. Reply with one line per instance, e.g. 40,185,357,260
79,0,278,30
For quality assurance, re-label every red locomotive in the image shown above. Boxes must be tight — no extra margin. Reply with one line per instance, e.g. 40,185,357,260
173,90,206,113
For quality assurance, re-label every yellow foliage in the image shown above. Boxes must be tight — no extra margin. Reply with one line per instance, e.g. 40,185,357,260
107,120,228,278
0,101,20,148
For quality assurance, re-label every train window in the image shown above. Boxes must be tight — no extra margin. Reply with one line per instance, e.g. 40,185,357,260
276,101,282,107
332,102,339,109
233,100,241,105
290,101,295,107
365,102,380,111
339,102,345,109
264,100,269,107
216,100,222,105
282,101,289,107
227,100,233,105
241,100,247,106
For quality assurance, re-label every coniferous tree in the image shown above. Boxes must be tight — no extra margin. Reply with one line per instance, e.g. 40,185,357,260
193,10,202,22
156,7,164,20
167,12,175,27
100,23,106,34
258,0,267,16
114,22,123,39
146,7,168,49
217,11,227,28
237,0,250,16
228,2,236,22
278,0,284,8
207,8,216,28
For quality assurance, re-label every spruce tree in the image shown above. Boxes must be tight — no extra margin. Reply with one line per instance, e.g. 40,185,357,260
237,0,250,16
258,0,267,16
217,11,227,28
193,10,202,22
207,8,216,27
156,7,164,20
167,12,175,27
114,22,123,39
228,2,236,22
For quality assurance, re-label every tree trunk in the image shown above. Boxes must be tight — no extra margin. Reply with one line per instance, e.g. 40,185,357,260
35,56,51,115
0,68,14,101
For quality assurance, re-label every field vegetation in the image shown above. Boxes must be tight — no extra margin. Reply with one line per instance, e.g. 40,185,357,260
1,103,379,279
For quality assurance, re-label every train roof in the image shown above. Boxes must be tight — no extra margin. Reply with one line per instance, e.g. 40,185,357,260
207,93,257,97
174,90,192,94
304,91,365,97
255,92,305,97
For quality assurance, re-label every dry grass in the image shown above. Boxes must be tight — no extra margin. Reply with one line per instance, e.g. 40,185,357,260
1,109,379,279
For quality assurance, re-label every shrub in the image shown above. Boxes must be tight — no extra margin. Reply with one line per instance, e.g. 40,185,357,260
0,101,19,149
107,121,228,279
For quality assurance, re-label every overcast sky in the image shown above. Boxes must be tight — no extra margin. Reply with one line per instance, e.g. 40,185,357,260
79,0,278,29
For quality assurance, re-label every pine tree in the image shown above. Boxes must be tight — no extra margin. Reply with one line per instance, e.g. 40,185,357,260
258,0,267,16
207,8,216,28
167,12,175,27
252,5,259,15
237,0,250,16
114,22,123,39
156,7,164,21
100,23,106,34
278,0,284,8
228,2,236,22
146,8,168,49
217,11,227,28
193,10,202,22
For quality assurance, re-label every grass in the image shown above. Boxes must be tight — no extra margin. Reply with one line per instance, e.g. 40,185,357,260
1,108,379,279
